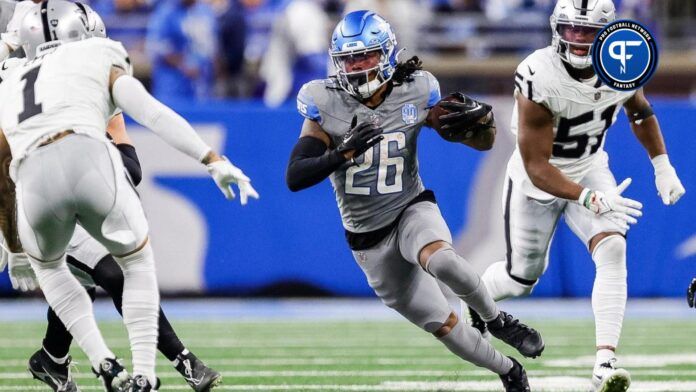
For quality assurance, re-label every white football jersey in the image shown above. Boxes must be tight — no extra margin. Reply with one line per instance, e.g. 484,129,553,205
1,0,35,51
507,46,635,200
0,37,132,179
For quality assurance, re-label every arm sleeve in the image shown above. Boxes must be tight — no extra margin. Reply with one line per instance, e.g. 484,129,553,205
116,144,142,186
286,136,346,192
111,75,211,162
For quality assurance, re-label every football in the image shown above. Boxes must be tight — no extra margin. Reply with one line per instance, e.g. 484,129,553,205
427,94,460,133
428,94,494,142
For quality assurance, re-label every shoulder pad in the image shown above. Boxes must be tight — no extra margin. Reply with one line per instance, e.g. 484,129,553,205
297,81,324,122
421,70,441,108
514,48,557,108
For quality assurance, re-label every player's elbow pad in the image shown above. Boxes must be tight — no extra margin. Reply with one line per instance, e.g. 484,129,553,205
111,75,211,162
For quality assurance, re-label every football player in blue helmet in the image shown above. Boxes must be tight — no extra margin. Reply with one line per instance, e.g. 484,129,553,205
329,10,400,99
287,10,542,392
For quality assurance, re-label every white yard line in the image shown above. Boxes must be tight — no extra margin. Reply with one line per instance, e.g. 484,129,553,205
2,379,696,391
3,369,696,378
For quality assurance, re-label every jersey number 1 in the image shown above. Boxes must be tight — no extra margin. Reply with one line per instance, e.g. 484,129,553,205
19,65,43,124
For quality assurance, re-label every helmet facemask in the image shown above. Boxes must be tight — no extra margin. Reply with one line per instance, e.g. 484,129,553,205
551,16,604,70
331,41,398,99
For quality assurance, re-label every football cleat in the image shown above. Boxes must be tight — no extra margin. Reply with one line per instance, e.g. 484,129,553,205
499,356,530,392
28,349,80,392
487,311,545,358
591,358,631,392
129,375,159,392
467,306,491,340
174,351,222,391
94,358,131,392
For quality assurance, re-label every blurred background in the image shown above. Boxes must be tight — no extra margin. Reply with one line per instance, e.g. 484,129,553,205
1,0,694,298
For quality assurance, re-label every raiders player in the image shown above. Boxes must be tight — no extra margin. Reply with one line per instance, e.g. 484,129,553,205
287,10,545,392
476,1,685,391
0,1,257,390
0,7,222,392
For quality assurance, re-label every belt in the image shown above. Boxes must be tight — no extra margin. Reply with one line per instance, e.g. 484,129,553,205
37,130,75,148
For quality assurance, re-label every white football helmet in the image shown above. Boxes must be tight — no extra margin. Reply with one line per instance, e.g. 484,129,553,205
550,0,616,69
19,0,91,59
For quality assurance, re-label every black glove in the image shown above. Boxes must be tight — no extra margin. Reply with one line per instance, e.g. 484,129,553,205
688,278,696,308
337,115,384,161
438,92,493,132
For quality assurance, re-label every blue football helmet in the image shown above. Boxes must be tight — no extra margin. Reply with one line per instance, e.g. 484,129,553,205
330,10,400,99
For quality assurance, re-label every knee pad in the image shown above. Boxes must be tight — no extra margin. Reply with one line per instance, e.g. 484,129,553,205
114,242,155,274
482,261,536,300
425,247,479,290
592,235,627,280
592,235,626,267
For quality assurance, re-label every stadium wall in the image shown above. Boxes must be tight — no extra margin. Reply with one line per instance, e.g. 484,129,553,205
1,98,693,297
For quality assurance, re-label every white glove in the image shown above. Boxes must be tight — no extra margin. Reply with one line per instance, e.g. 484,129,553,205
8,252,37,292
652,154,685,205
206,156,259,205
578,178,643,231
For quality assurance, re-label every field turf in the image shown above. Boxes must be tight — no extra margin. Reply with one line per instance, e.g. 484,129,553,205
0,300,694,391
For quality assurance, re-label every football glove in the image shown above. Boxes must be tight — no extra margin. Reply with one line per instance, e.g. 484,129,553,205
337,115,384,161
206,157,259,205
437,92,493,133
688,278,696,308
652,154,685,205
8,252,37,292
578,178,643,231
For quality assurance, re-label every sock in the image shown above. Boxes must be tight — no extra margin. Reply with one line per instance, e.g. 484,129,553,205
157,310,186,361
43,307,74,360
591,236,627,350
43,287,96,361
596,348,615,366
438,318,513,375
92,255,184,362
114,242,160,385
29,256,114,370
43,346,69,365
482,261,536,301
425,247,499,321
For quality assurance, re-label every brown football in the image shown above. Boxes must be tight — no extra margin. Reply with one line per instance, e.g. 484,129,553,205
426,94,460,133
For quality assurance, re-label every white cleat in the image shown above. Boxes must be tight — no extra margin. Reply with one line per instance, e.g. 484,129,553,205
591,359,631,392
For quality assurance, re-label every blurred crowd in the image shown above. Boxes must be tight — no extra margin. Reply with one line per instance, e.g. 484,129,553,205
86,0,658,104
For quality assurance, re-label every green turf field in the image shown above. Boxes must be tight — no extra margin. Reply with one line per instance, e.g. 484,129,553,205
0,318,694,391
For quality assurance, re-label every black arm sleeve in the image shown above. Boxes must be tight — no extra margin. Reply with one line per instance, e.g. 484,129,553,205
116,143,142,186
286,136,346,192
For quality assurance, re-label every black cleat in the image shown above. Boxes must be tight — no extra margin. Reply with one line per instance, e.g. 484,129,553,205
28,349,79,392
174,351,222,391
129,375,160,392
487,311,545,358
468,306,490,338
94,358,131,392
500,357,530,392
